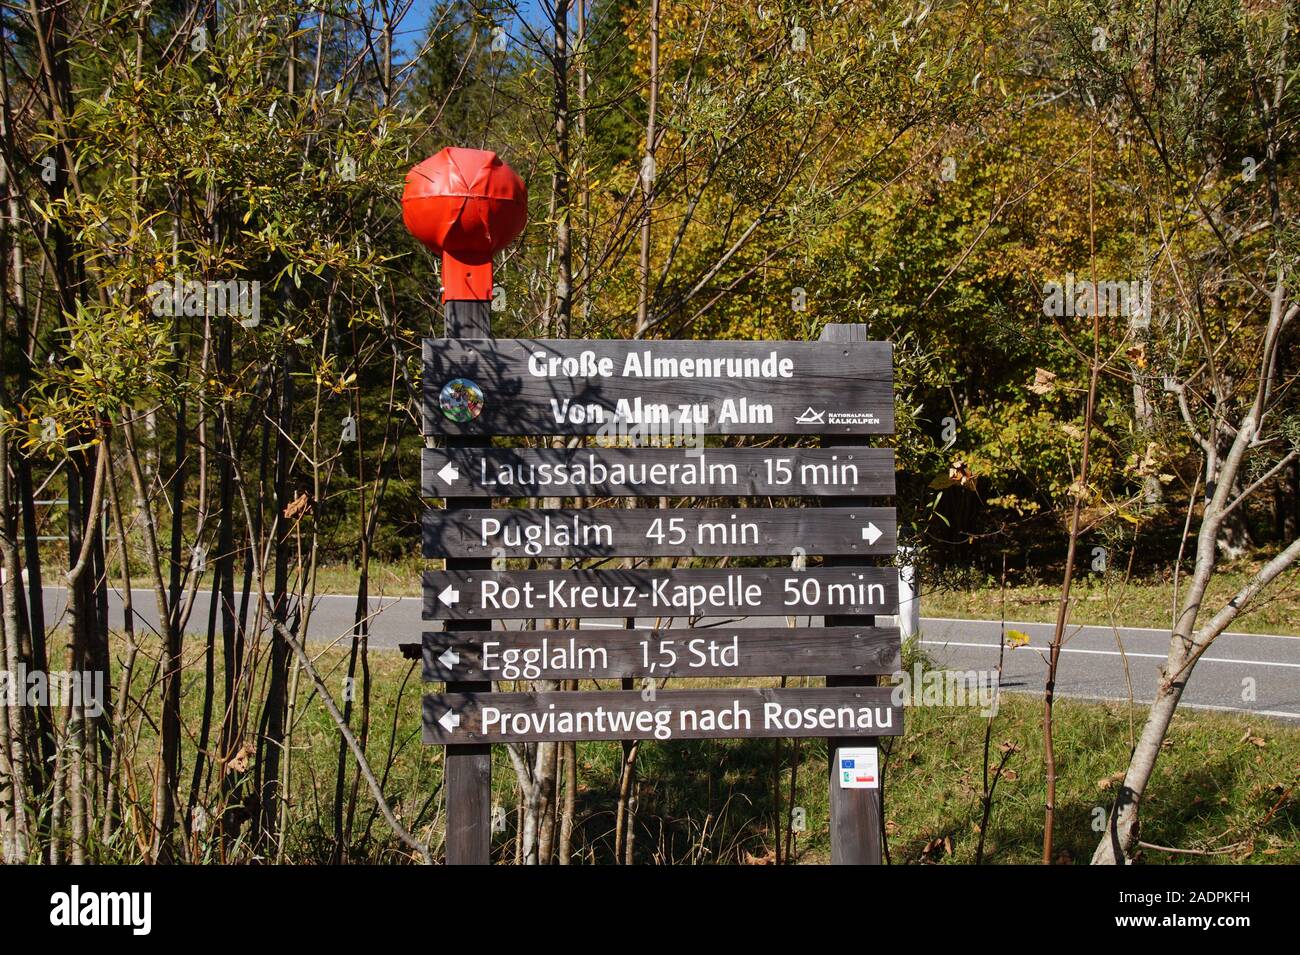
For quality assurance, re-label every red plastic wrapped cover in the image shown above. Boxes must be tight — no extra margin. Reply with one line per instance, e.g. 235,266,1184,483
402,147,528,301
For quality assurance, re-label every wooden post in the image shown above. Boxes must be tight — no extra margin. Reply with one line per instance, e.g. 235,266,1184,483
820,323,884,865
443,299,493,864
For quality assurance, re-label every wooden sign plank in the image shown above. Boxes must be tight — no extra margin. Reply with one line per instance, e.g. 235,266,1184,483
423,506,896,559
422,626,902,681
422,567,898,620
422,338,894,436
423,687,903,744
422,446,896,498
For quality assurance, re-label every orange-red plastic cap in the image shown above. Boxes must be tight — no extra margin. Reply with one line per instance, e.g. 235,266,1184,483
402,147,528,301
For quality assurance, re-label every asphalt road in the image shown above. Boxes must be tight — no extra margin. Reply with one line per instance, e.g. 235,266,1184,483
39,586,1300,721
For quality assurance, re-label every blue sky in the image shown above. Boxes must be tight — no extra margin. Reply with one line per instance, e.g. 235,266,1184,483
397,0,551,58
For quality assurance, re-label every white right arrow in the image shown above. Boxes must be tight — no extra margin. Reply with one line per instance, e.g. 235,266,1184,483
438,648,460,670
437,462,460,485
861,523,883,546
438,710,460,733
438,585,460,606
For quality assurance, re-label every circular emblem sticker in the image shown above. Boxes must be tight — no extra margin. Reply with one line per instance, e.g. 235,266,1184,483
439,377,484,422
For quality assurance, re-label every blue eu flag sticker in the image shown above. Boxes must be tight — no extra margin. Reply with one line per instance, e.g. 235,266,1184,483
841,758,855,769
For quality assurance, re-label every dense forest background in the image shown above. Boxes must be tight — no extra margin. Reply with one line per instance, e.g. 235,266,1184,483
0,0,1296,864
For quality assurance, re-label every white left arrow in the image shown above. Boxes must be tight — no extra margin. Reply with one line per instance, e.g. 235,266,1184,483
438,585,460,606
861,522,883,546
437,462,460,485
438,710,460,733
438,648,460,670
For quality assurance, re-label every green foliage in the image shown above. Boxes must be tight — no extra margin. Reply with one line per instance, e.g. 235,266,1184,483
5,0,1298,865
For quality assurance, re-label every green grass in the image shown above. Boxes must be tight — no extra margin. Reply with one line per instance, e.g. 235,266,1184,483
109,636,1300,865
207,556,1300,863
881,693,1299,864
311,557,425,599
921,561,1300,636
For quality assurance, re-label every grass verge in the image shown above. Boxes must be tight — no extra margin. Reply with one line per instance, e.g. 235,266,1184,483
113,637,1300,864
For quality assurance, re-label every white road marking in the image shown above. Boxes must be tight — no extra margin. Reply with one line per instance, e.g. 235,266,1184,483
921,615,1300,641
920,638,1300,670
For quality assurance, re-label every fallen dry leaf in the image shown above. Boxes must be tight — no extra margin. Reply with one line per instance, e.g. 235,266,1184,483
948,459,977,490
1097,771,1125,791
225,742,255,775
283,490,312,520
1005,629,1031,648
1028,367,1057,395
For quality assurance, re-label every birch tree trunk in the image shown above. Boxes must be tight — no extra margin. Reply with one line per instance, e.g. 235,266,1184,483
1094,273,1300,862
1094,532,1300,862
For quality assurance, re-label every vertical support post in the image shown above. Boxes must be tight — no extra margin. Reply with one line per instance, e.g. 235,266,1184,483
819,323,883,865
442,299,493,865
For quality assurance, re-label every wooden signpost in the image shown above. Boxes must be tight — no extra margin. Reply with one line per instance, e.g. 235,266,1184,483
405,142,898,867
420,327,901,866
423,567,899,620
423,686,901,745
820,322,890,865
423,626,902,682
422,446,896,498
423,506,897,558
423,338,894,436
